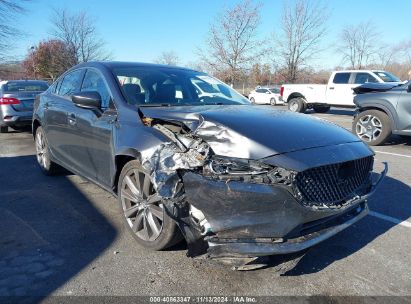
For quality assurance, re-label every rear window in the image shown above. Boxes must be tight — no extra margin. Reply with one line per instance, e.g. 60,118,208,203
3,81,48,92
333,73,351,84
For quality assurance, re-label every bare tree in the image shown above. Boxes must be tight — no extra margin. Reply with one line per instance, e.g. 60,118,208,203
338,21,379,69
50,9,110,65
154,51,179,66
0,0,28,61
274,0,329,83
198,0,265,85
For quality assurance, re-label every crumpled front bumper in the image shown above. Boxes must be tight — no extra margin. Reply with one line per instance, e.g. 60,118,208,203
183,163,387,257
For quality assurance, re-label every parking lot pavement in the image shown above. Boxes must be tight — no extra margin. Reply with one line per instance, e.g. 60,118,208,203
0,109,410,298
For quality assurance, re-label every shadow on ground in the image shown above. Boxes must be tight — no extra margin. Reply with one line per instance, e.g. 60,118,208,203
0,155,117,298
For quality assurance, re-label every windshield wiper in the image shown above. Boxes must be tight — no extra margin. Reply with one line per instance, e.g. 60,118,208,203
138,103,171,107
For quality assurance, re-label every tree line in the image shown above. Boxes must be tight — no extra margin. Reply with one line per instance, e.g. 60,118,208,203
1,0,411,86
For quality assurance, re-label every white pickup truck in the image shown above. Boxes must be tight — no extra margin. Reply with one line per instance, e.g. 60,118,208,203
280,70,402,113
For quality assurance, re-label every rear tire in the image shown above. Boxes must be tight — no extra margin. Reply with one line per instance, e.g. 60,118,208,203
0,126,8,133
35,126,59,175
352,110,392,146
117,160,182,251
288,97,306,113
313,105,330,113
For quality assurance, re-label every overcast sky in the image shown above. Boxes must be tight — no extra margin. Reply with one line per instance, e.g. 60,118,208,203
13,0,411,69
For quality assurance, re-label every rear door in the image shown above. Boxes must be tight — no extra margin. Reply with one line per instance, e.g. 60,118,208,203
255,88,269,104
326,72,355,106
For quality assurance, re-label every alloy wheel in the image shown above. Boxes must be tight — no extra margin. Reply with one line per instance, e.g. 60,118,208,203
120,169,164,242
35,130,47,169
355,115,382,142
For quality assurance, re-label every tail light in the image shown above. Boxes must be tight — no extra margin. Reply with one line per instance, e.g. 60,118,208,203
280,86,284,97
0,97,20,105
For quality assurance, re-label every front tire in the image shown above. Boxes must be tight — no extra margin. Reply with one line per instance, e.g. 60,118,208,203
270,98,277,105
0,126,8,133
313,105,330,113
35,126,59,175
118,160,181,250
250,97,255,104
288,97,306,113
353,110,392,146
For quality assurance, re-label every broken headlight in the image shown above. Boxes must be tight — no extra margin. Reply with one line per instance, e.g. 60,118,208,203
203,156,296,185
203,157,273,182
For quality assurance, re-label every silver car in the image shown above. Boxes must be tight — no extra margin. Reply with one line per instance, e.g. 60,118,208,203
0,80,49,133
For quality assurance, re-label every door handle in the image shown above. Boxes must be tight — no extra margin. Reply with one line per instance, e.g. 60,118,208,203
68,113,77,126
329,87,335,90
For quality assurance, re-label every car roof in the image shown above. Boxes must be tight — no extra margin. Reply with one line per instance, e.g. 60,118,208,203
73,61,198,73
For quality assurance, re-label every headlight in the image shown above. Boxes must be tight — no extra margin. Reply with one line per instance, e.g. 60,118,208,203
202,156,296,185
206,157,270,176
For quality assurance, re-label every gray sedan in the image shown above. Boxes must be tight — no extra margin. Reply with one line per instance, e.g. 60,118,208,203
32,61,386,270
0,80,49,133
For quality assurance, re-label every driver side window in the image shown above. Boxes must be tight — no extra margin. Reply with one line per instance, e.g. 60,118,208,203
81,69,111,108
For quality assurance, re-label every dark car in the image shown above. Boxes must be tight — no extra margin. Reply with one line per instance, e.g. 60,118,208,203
0,80,49,133
352,82,411,145
32,62,386,270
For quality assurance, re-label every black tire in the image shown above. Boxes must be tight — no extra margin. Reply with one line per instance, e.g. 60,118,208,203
250,97,255,103
270,98,277,105
35,126,59,175
352,110,392,146
313,105,330,113
288,97,306,113
0,126,8,133
117,160,182,251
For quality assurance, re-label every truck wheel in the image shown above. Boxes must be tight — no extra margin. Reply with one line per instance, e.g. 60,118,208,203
313,105,330,113
353,110,392,146
288,98,306,113
0,126,8,133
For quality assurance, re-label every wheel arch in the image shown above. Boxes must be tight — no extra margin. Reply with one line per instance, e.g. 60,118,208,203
32,119,41,139
113,149,142,194
287,92,306,103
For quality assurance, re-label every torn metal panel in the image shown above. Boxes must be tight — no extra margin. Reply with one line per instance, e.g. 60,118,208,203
139,123,210,198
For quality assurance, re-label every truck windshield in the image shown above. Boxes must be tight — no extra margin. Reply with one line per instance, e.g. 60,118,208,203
374,71,401,82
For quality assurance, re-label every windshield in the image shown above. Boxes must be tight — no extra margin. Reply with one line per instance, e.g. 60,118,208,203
3,81,48,92
374,71,401,82
269,88,280,94
113,67,250,106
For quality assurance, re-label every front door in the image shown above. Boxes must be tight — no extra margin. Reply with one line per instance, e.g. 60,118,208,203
73,68,117,187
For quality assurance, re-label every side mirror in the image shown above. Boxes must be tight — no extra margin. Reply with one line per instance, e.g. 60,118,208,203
72,91,102,110
407,84,411,93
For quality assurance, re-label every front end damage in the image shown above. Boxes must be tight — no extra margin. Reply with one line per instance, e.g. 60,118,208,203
137,112,387,269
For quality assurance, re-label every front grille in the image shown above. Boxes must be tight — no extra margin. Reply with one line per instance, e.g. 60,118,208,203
295,156,373,207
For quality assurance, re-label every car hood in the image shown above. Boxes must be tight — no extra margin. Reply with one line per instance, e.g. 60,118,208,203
140,105,361,159
353,82,401,94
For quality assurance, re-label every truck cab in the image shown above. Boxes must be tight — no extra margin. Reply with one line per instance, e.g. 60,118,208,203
281,70,402,113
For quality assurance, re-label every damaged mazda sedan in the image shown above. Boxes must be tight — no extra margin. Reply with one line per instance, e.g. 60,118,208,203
33,62,387,270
